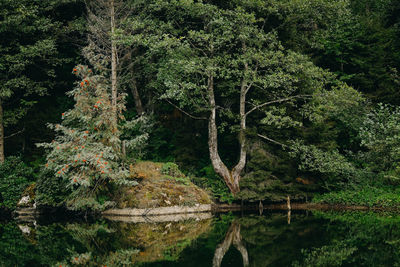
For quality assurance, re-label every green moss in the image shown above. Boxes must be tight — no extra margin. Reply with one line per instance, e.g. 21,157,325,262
114,161,212,208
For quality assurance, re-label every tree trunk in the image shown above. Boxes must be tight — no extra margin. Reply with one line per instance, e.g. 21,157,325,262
231,60,248,187
131,74,144,115
207,57,249,195
207,74,240,195
110,0,118,121
0,100,4,163
126,48,144,115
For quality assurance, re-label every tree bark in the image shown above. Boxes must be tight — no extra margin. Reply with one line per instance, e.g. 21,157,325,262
0,100,4,163
110,0,118,120
231,60,248,188
207,57,249,195
208,74,240,194
207,56,250,195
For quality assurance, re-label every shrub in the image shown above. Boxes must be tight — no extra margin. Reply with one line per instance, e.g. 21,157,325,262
193,165,234,203
161,162,184,178
0,157,33,210
35,169,70,208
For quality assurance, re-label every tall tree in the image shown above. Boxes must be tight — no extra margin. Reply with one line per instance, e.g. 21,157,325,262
84,0,146,119
0,0,72,162
38,65,136,210
157,2,329,194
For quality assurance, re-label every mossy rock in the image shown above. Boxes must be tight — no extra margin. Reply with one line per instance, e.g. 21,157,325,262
116,161,212,209
17,183,36,207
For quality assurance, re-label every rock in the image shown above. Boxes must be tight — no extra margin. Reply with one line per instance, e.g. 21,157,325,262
115,161,212,209
18,225,31,234
18,196,30,206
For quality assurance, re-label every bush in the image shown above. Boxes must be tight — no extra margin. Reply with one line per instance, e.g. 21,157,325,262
35,169,71,208
193,165,234,203
313,185,400,208
0,157,34,210
161,162,184,177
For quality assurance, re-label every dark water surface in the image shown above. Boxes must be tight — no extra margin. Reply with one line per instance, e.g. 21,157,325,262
1,210,400,266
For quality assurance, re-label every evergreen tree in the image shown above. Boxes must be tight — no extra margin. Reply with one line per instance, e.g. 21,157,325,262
0,0,76,162
38,65,136,210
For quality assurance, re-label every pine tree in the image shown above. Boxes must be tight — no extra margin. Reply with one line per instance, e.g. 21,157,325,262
38,65,136,211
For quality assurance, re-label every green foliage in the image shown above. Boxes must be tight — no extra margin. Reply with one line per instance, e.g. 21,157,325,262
161,162,184,178
0,0,84,162
274,0,400,104
359,103,400,172
293,242,357,267
0,0,61,124
194,165,234,203
37,65,137,211
163,175,191,186
0,156,33,210
289,141,363,190
238,171,287,201
237,148,304,201
35,169,71,208
1,0,400,206
161,162,193,185
313,186,400,208
121,114,152,160
304,83,367,129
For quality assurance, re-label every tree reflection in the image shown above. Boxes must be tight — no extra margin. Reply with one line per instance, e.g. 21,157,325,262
213,220,249,267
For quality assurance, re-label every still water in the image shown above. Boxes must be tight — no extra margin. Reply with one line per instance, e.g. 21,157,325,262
1,210,400,266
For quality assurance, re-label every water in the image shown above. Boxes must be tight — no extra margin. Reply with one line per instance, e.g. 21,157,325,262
1,210,400,266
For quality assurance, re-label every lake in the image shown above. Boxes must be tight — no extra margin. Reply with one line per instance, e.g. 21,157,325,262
1,210,400,266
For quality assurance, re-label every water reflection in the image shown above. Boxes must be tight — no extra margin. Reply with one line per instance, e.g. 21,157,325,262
1,211,400,266
213,221,248,267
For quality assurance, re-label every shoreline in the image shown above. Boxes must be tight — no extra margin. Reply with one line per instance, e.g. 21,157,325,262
10,202,400,220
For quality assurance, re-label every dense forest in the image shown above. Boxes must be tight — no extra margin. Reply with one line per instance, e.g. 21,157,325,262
1,0,400,212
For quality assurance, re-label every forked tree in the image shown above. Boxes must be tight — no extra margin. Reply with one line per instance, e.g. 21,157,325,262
158,3,324,194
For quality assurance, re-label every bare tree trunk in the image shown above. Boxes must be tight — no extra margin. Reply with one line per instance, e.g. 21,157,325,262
0,100,4,163
110,0,118,120
213,221,249,267
208,74,240,194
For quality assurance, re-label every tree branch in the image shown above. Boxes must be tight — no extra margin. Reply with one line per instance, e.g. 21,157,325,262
4,128,25,139
164,99,207,120
245,94,311,117
257,133,287,148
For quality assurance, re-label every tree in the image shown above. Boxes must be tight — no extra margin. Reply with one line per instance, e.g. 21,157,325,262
271,0,400,104
0,0,70,162
157,2,331,195
38,65,136,210
84,0,147,118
